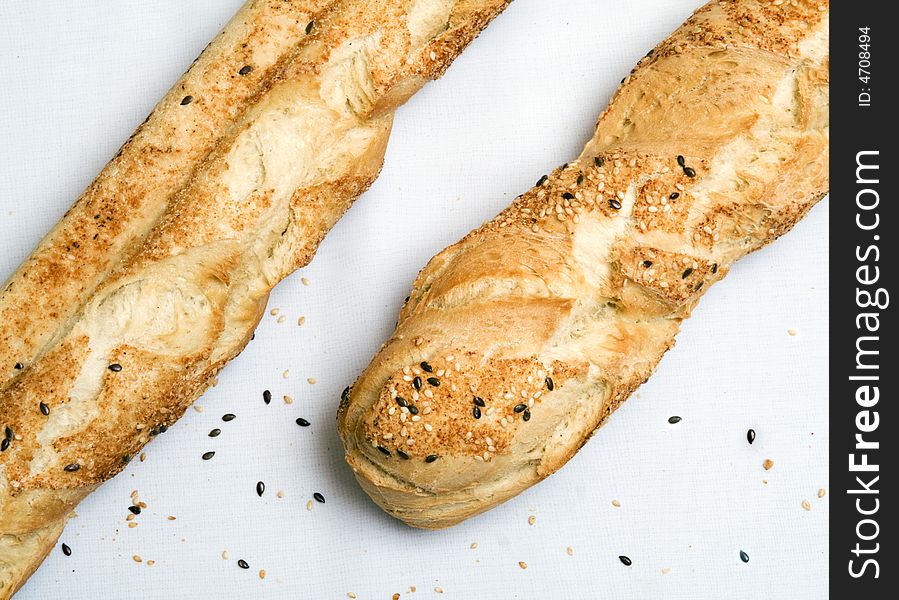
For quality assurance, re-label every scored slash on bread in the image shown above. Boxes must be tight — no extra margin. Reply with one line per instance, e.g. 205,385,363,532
0,0,512,595
338,0,829,529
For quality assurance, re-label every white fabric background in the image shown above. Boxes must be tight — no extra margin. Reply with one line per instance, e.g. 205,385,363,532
0,1,828,598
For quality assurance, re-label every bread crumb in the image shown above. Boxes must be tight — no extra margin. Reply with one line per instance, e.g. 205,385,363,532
409,586,416,593
818,488,826,498
393,594,401,600
763,459,774,471
801,499,811,511
518,561,528,570
301,277,310,286
612,499,621,507
528,515,536,526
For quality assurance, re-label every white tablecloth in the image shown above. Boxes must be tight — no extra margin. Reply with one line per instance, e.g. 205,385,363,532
0,1,828,598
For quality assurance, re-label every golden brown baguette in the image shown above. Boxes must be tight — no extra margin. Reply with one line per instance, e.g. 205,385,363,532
0,0,511,594
338,0,829,529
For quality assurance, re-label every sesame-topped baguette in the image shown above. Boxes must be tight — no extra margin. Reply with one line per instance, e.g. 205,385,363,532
0,0,511,594
338,0,829,529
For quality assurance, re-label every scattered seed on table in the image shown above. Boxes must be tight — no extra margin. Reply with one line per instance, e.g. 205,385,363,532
283,370,290,379
528,515,536,526
747,429,756,444
470,542,478,549
168,516,177,520
283,395,294,405
263,390,272,404
818,488,826,498
566,547,574,556
739,550,750,563
222,550,229,560
662,567,671,574
276,490,284,498
306,500,313,511
222,413,236,422
202,451,215,460
801,499,811,511
668,416,682,424
128,505,141,515
257,481,265,497
307,378,316,385
108,363,123,372
128,522,138,528
297,316,306,326
301,277,310,286
238,559,250,569
132,555,142,563
313,492,325,504
296,418,310,427
209,428,221,437
763,458,774,470
61,543,72,556
518,561,528,570
619,555,632,566
612,499,621,508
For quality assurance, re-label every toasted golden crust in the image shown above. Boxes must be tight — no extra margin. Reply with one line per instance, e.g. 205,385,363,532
338,0,829,529
0,0,511,594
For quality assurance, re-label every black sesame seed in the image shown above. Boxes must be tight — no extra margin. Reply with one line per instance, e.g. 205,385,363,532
420,361,433,373
711,263,718,274
514,403,527,413
413,376,422,391
669,192,680,200
594,156,604,167
209,428,221,437
296,418,310,427
473,406,482,419
562,192,575,200
238,559,250,569
256,481,265,496
64,463,80,472
609,198,622,210
159,425,168,434
305,20,315,34
313,492,325,504
341,386,350,402
122,454,131,463
694,281,704,291
619,555,633,566
577,174,585,185
523,410,531,422
61,543,72,556
108,363,123,372
425,454,439,463
643,260,653,268
377,445,391,456
5,426,13,440
683,166,696,178
395,397,408,408
682,268,693,279
668,416,682,424
545,377,554,391
739,550,750,563
222,413,236,422
536,175,548,187
397,449,410,460
426,377,440,387
238,65,253,75
128,505,141,515
14,362,23,370
263,390,272,404
408,405,419,415
747,429,756,444
676,155,685,167
1,438,9,452
202,451,215,460
180,95,193,106
473,396,486,407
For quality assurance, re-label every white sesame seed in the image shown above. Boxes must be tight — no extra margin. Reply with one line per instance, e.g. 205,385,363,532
301,277,310,286
424,424,433,432
403,375,412,382
270,308,280,316
401,427,408,437
383,433,393,440
388,407,396,416
411,415,421,422
485,436,494,446
425,390,434,398
406,438,414,446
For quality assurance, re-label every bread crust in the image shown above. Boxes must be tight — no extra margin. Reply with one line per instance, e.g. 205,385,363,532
0,0,511,594
338,0,829,529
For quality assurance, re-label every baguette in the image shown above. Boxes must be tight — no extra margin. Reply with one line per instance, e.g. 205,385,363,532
338,0,829,529
0,0,511,594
